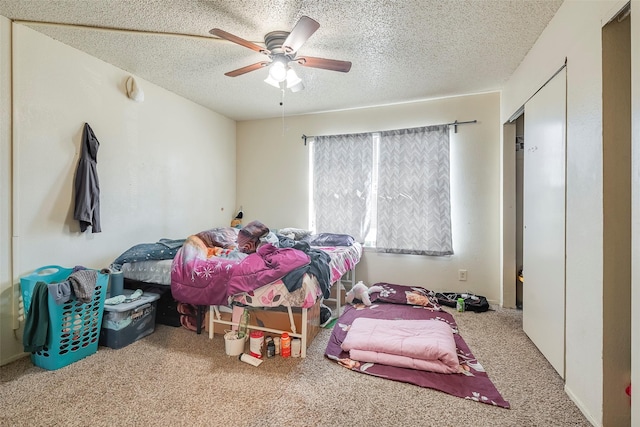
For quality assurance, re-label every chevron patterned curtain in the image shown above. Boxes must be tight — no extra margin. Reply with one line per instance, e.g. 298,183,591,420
312,133,373,242
376,125,453,255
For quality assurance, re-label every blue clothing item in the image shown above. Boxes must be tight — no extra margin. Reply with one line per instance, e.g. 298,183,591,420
73,123,101,233
111,238,185,270
47,281,71,305
278,236,332,298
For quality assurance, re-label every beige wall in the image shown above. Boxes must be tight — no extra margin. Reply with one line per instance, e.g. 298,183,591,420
0,24,237,365
0,17,13,364
502,1,636,425
237,92,502,303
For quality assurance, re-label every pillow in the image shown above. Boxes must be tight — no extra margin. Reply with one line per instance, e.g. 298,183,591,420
237,220,270,254
305,233,355,247
369,282,442,311
195,227,239,249
277,227,312,241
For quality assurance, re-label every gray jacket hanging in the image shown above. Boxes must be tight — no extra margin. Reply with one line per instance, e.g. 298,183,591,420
73,123,101,233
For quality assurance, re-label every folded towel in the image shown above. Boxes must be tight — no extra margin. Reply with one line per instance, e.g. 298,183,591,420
105,294,126,305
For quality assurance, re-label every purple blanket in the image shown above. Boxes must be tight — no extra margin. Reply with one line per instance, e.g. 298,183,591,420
171,235,310,306
326,303,510,408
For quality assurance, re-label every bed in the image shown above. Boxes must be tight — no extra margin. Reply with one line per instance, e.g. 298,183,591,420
325,282,510,408
169,225,361,357
112,224,362,356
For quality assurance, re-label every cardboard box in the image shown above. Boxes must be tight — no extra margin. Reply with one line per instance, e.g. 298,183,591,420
323,283,347,314
329,283,346,301
206,299,320,347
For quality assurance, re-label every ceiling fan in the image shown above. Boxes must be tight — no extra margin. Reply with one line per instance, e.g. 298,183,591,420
209,16,352,92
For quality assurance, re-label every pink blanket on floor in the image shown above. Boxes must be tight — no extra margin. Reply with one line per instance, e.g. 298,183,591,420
326,295,510,408
341,317,460,374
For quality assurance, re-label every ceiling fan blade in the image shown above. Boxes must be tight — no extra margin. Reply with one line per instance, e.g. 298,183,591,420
296,56,352,73
210,28,270,55
282,16,320,54
224,61,270,77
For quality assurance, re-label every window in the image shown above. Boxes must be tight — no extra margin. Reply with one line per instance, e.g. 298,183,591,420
310,125,453,256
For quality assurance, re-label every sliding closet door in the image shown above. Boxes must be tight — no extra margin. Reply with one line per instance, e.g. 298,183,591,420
522,68,566,378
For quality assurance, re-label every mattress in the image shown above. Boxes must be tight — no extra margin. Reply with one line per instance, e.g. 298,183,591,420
121,259,173,285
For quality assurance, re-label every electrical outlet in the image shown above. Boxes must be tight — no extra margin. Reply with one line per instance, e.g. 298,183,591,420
458,269,468,281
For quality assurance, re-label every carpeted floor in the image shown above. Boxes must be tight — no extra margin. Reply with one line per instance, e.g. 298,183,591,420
0,306,592,427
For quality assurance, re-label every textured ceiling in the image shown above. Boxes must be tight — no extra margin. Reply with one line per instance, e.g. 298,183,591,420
0,0,563,121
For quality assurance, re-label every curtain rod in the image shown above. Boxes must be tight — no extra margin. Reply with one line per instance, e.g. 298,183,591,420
446,119,477,133
301,119,477,145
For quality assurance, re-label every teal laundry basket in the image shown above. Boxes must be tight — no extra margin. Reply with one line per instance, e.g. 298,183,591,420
20,265,108,370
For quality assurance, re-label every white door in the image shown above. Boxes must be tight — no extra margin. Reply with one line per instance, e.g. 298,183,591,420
523,68,566,378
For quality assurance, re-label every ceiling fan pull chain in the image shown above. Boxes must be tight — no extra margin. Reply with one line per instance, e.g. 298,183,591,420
281,88,286,135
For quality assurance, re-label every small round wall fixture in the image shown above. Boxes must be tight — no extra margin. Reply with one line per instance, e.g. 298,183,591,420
125,76,144,102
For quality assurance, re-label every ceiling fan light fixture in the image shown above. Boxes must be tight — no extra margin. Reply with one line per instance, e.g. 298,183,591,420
213,15,352,89
286,68,304,92
264,74,282,88
268,60,287,82
286,68,301,86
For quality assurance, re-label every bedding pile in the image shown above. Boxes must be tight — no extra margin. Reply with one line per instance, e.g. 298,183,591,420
325,283,510,408
171,234,310,306
111,222,363,335
170,222,362,308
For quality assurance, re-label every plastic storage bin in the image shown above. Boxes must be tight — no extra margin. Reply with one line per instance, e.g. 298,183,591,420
99,289,160,349
20,265,109,370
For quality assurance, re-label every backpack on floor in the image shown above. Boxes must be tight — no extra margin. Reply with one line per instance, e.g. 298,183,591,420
435,292,490,313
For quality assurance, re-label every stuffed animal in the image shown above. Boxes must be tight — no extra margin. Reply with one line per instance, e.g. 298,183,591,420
345,281,375,306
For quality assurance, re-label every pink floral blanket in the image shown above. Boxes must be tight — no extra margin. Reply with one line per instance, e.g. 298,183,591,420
171,237,310,306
